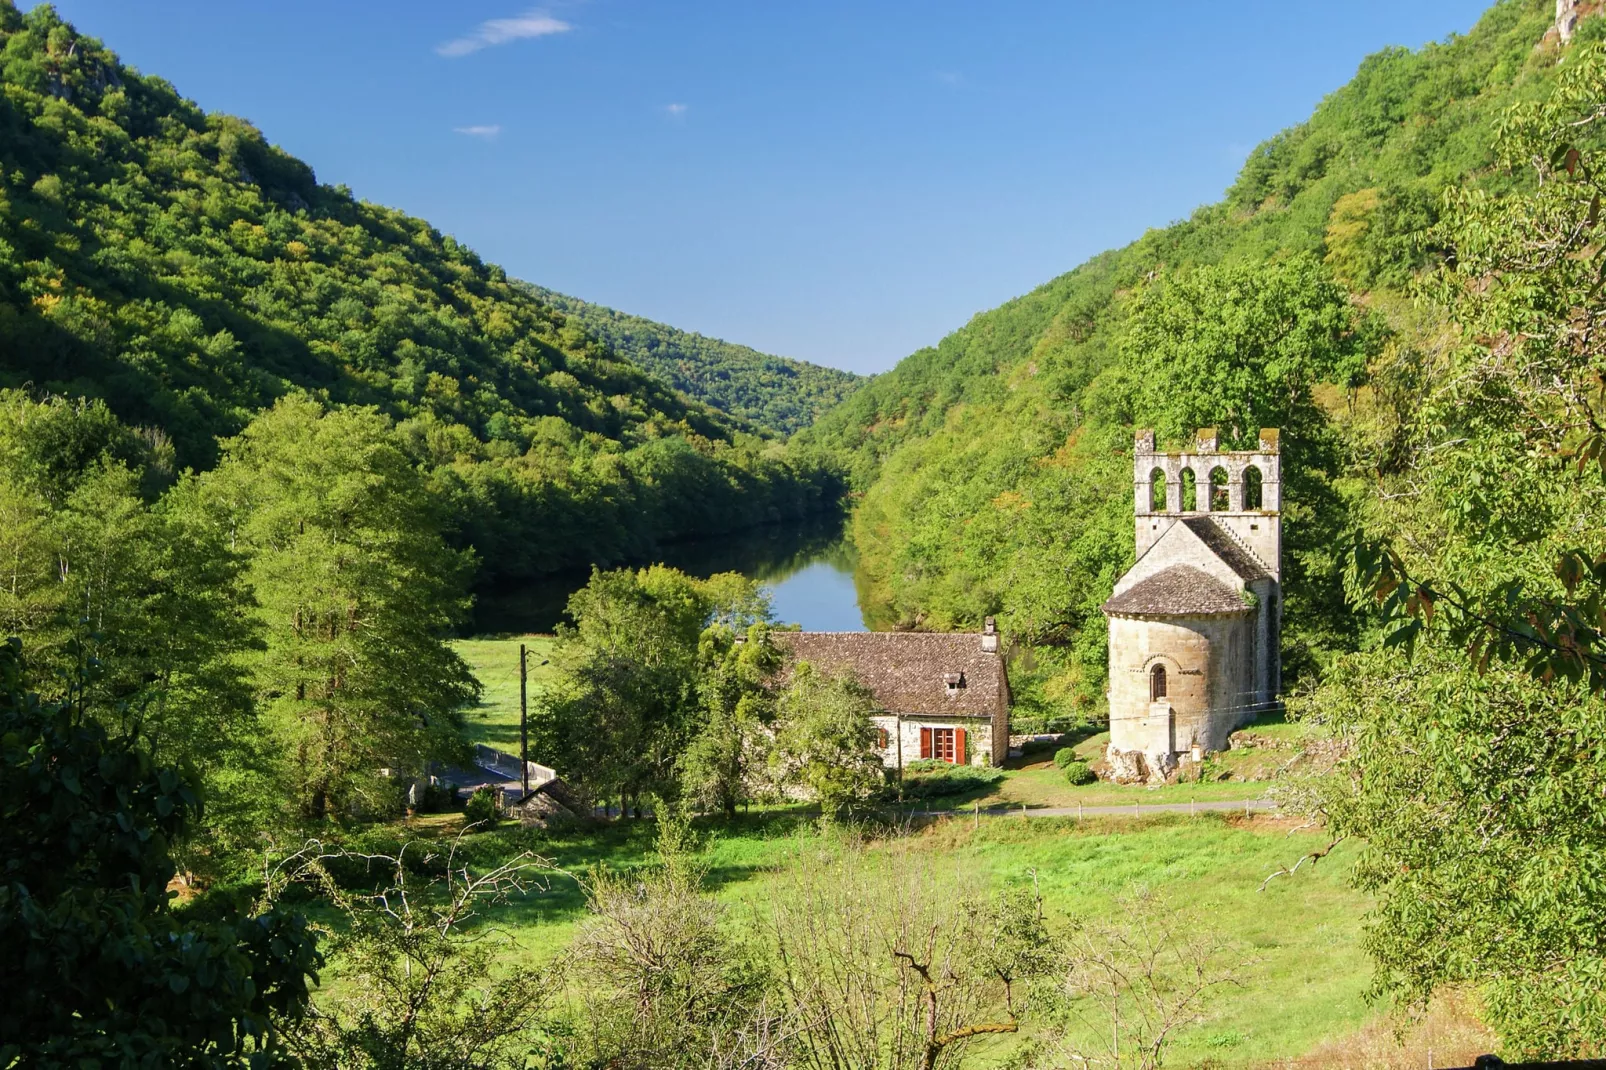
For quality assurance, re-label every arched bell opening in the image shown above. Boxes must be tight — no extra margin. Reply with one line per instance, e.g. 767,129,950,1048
1243,465,1263,510
1209,466,1229,512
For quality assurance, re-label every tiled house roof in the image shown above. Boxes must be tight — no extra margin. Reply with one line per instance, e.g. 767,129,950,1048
770,631,1008,718
1102,565,1252,617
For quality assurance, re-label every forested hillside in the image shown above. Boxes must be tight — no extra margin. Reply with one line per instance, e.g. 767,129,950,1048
0,3,842,587
525,284,864,435
801,0,1569,713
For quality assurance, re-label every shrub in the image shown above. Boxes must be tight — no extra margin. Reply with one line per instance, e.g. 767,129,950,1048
1063,760,1096,786
464,786,499,827
1053,747,1079,769
896,764,1005,800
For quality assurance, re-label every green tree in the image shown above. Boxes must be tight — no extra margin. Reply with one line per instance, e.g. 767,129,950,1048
0,392,261,855
770,662,885,818
1124,255,1368,449
0,637,322,1065
1297,649,1606,1056
201,397,477,821
1304,44,1606,1056
679,622,780,818
535,566,769,814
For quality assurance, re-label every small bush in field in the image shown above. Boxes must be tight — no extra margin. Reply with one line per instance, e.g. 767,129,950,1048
1053,747,1078,769
1063,760,1096,786
464,786,499,827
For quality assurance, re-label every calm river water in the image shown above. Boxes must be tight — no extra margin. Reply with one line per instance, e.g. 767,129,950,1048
470,517,873,635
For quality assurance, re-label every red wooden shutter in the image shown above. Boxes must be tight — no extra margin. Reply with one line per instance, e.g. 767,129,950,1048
920,727,932,759
955,727,967,766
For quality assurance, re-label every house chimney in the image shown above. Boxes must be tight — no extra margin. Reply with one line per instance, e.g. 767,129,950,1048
981,617,999,653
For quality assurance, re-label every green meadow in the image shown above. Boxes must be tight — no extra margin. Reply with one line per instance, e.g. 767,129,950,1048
393,808,1380,1067
450,636,558,750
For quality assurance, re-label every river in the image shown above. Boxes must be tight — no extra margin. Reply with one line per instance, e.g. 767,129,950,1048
469,516,875,635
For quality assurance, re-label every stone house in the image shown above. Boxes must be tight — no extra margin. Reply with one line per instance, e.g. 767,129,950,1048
771,622,1010,769
1101,428,1282,778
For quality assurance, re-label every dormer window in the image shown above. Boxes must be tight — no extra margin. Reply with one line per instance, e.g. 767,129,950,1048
944,671,967,695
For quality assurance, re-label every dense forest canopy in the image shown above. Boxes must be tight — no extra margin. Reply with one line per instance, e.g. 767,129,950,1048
0,2,845,589
525,283,865,436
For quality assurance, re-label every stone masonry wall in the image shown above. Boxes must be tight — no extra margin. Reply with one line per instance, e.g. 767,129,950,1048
1107,612,1257,756
1114,520,1253,601
872,714,995,768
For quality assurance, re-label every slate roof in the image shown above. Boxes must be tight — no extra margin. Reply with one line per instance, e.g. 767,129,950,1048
1179,517,1271,580
1102,565,1253,617
770,632,1007,718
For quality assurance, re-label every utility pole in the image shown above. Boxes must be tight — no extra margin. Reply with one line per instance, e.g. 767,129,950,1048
519,643,529,797
895,713,904,801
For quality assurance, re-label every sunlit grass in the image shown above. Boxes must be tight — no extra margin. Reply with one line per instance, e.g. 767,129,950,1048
435,810,1372,1066
450,635,557,750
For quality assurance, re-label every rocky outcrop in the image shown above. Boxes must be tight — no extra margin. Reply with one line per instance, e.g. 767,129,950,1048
1558,0,1582,42
1104,744,1178,785
1549,0,1605,45
1104,745,1147,784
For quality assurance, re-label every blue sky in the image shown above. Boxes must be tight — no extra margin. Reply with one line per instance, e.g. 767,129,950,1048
41,0,1492,374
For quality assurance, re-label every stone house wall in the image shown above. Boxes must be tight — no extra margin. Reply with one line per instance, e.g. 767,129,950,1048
871,713,998,768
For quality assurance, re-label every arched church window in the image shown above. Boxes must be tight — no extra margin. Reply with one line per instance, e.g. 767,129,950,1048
1243,465,1263,510
1209,466,1229,511
1149,467,1167,512
1150,664,1167,702
1179,468,1198,512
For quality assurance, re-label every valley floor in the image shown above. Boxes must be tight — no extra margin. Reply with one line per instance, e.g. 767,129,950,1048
375,807,1493,1068
434,638,1489,1067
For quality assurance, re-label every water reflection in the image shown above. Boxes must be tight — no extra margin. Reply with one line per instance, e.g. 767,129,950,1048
470,515,872,634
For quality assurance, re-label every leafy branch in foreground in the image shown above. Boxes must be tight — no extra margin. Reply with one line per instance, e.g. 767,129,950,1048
0,637,322,1066
1350,537,1606,693
266,835,555,1070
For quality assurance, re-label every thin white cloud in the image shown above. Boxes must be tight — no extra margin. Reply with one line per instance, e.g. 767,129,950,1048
454,124,502,138
663,103,688,117
438,10,571,57
935,71,962,86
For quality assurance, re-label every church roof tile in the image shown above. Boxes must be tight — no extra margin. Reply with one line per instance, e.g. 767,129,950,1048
1102,565,1253,617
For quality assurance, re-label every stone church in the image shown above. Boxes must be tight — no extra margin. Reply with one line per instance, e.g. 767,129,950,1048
1102,428,1282,778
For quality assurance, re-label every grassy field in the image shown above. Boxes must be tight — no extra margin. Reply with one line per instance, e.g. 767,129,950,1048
390,809,1397,1067
450,635,557,750
430,644,1431,1064
914,725,1290,811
